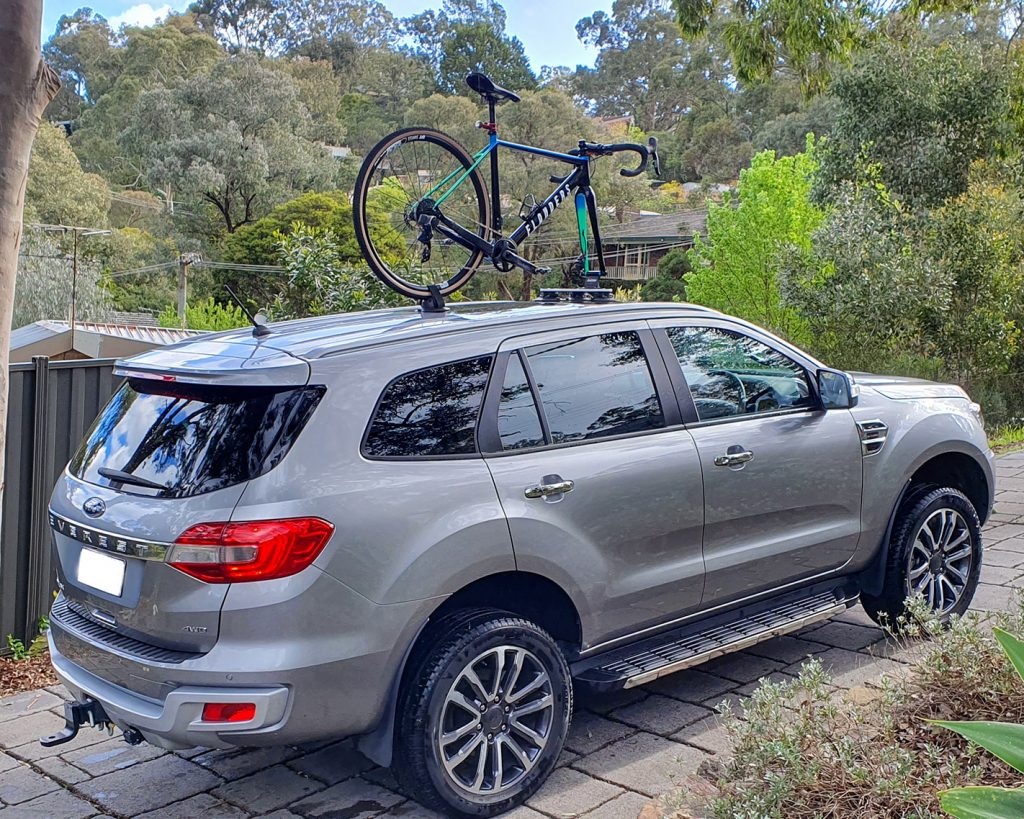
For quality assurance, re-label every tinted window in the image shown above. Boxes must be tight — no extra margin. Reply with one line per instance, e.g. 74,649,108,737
667,326,813,421
498,353,545,450
364,356,492,457
70,380,324,498
525,332,664,443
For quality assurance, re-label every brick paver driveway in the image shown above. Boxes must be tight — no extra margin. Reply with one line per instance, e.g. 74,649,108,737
4,451,1024,819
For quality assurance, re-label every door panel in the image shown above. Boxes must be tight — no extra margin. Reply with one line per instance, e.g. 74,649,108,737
690,411,862,604
483,324,705,649
651,320,863,606
486,433,705,647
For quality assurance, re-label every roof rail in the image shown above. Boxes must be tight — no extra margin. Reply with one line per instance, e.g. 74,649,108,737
536,288,615,304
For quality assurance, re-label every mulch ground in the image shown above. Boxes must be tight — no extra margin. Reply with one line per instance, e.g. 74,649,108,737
0,652,58,698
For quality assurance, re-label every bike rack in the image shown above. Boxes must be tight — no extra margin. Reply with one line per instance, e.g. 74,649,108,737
536,288,615,304
418,284,449,314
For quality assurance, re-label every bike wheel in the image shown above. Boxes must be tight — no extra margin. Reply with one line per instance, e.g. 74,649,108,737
353,127,492,301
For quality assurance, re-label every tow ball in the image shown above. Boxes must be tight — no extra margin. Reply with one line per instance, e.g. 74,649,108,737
39,698,115,747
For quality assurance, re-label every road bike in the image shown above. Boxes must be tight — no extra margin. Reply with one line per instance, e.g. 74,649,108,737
352,72,660,308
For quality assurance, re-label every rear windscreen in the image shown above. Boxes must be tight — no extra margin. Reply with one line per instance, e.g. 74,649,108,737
70,379,324,498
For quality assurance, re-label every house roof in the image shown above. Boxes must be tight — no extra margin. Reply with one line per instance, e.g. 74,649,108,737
601,210,707,244
10,320,204,362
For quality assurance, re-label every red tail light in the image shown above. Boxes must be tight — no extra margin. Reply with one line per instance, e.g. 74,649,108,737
168,517,334,583
202,702,256,722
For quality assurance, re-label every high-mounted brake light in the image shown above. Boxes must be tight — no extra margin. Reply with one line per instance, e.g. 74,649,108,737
168,518,334,583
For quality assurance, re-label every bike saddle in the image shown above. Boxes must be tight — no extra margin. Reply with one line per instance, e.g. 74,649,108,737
466,72,521,103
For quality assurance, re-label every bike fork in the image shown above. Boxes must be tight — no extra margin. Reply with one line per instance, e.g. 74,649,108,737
576,187,607,287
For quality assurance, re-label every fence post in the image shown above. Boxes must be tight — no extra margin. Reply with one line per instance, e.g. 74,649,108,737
24,355,52,636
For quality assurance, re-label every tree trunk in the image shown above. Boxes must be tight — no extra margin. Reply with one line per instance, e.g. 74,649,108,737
0,1,60,497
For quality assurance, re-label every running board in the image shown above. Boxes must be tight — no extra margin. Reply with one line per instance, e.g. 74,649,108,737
573,584,857,691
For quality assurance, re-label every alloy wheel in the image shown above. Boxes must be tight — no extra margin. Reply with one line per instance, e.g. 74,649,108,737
907,507,974,615
437,645,555,796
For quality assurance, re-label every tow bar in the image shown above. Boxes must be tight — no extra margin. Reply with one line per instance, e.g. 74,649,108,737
39,698,113,747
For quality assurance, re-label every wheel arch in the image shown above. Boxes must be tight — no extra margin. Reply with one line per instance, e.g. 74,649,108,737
858,448,992,598
356,571,582,767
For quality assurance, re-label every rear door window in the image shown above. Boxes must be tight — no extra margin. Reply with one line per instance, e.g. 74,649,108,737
70,379,324,498
497,353,546,451
524,331,664,443
363,356,493,458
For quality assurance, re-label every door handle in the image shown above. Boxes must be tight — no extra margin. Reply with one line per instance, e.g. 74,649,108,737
524,477,575,499
714,450,754,467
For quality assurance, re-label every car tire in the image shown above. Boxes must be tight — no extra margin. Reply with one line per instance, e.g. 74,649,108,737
393,608,572,817
861,486,983,628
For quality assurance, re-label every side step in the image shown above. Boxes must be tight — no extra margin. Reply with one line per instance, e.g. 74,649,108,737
573,584,857,691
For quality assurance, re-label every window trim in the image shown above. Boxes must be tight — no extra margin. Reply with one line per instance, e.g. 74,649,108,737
360,353,496,461
648,320,825,429
478,325,681,456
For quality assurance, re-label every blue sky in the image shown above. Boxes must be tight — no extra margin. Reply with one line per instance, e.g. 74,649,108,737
42,0,604,69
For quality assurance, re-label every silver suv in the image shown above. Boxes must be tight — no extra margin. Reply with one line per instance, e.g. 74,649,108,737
41,299,993,817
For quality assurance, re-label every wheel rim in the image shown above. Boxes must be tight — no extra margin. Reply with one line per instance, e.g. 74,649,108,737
907,507,974,615
358,134,487,297
437,645,555,797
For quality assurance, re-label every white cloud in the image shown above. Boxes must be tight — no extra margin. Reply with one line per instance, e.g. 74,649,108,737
107,3,174,30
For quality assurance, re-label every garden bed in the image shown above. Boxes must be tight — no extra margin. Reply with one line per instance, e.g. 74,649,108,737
662,597,1024,819
0,651,57,698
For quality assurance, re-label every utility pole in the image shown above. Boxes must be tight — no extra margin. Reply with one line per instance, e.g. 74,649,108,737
177,253,201,323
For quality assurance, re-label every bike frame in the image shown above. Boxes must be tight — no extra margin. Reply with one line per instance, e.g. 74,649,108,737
419,122,608,280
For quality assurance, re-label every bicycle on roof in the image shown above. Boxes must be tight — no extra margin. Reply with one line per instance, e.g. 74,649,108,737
352,72,661,308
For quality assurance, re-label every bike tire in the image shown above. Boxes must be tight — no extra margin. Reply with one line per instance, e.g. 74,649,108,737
353,127,492,301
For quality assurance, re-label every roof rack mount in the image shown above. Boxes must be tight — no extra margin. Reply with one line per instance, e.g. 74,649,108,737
536,288,615,304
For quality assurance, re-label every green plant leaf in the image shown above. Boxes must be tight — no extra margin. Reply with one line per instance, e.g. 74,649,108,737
932,720,1024,775
940,785,1024,818
993,628,1024,686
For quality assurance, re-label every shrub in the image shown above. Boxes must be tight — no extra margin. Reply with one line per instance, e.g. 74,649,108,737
705,595,1024,819
686,142,822,344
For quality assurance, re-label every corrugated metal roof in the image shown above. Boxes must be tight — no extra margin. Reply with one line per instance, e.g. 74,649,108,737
11,320,204,348
602,210,707,243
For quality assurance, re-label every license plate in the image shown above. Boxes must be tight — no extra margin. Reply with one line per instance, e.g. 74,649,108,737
77,548,126,597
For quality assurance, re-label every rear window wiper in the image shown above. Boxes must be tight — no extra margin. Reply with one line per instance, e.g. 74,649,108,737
97,467,167,491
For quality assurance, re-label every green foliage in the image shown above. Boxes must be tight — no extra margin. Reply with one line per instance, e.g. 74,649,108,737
159,297,248,331
640,249,691,301
816,38,1009,207
121,53,336,234
222,191,356,266
704,597,1024,818
274,224,408,317
937,628,1024,817
69,14,224,186
405,1,537,96
6,617,51,661
687,143,822,342
916,169,1024,379
15,232,112,329
779,173,937,370
640,276,688,302
672,0,865,95
25,124,110,228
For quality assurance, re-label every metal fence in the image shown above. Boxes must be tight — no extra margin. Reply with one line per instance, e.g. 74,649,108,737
0,356,120,650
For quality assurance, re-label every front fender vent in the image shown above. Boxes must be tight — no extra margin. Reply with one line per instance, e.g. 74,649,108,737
857,419,888,456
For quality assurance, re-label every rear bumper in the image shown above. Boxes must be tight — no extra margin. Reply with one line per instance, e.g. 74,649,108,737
47,571,442,750
50,633,288,750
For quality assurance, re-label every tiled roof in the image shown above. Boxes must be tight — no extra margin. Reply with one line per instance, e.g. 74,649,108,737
602,210,707,243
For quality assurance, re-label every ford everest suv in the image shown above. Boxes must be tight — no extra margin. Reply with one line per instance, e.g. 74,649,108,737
41,299,993,817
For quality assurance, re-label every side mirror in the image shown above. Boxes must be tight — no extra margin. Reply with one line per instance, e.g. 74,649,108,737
817,368,858,409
